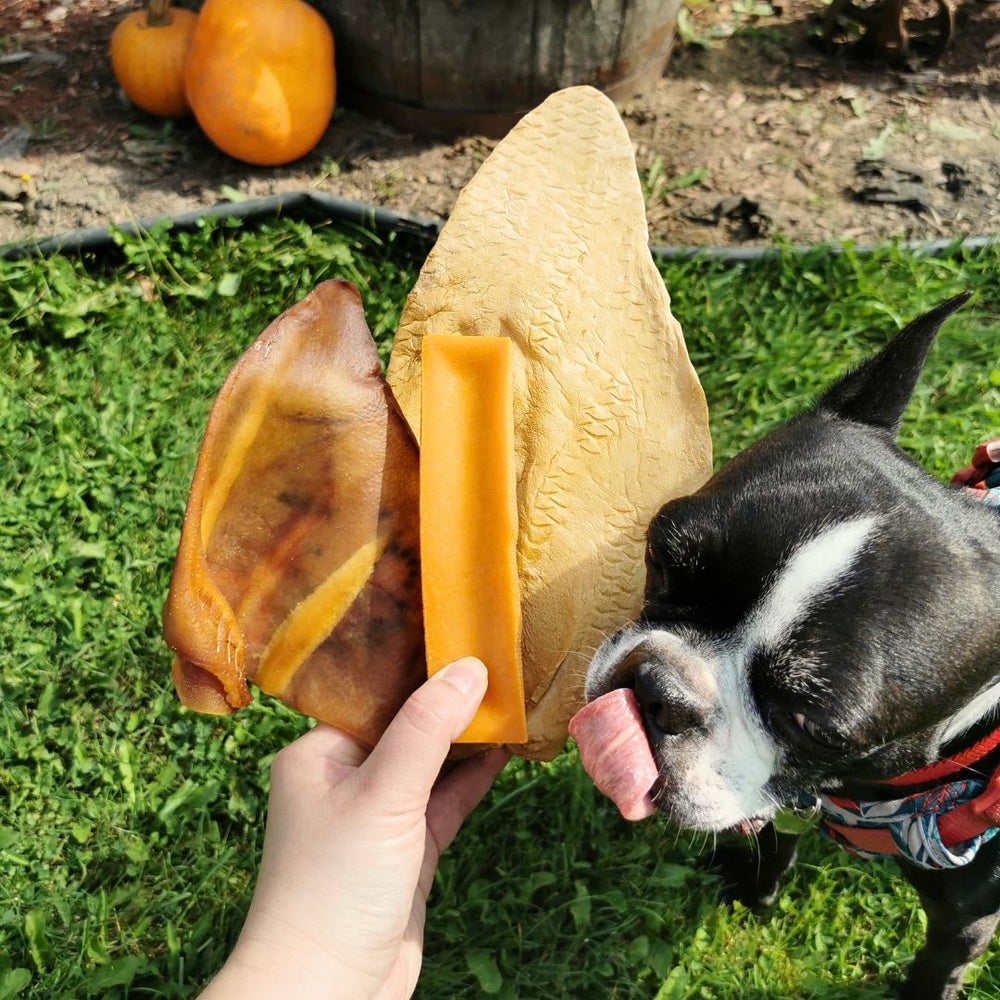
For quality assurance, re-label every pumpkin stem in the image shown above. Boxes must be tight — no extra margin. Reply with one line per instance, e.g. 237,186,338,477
146,0,173,26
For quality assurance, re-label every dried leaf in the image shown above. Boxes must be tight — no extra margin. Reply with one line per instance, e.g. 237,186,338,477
863,122,895,161
929,117,984,143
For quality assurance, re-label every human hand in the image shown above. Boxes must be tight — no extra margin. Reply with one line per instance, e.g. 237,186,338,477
201,657,509,1000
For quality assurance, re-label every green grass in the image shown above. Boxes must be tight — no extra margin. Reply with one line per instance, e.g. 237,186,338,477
1,218,999,1000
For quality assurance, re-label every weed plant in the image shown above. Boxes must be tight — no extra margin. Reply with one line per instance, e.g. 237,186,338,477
1,218,998,999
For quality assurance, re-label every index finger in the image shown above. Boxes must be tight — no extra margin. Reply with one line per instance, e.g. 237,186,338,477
360,657,489,815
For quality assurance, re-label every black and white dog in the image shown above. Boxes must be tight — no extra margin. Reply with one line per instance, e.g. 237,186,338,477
580,293,1000,999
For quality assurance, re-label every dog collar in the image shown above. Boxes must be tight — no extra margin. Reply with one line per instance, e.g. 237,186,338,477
805,438,1000,870
812,734,1000,870
951,435,1000,505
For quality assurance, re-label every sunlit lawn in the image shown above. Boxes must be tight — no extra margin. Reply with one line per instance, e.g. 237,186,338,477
1,219,999,998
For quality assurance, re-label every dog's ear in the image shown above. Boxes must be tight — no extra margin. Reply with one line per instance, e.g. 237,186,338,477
814,291,972,435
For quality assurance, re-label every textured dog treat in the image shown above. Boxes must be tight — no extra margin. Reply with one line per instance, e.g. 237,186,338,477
388,85,713,760
163,280,425,747
569,688,658,821
420,335,527,744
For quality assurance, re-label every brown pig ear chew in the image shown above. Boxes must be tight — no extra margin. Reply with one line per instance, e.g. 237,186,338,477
163,280,424,748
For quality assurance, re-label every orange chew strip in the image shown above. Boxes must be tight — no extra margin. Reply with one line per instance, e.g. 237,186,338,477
420,335,527,744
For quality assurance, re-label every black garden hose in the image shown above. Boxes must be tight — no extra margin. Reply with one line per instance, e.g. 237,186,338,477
1,188,997,264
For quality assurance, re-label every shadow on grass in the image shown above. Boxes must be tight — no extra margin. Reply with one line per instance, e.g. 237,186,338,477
417,747,911,999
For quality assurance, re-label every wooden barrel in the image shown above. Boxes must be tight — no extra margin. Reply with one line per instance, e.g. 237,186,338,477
317,0,683,138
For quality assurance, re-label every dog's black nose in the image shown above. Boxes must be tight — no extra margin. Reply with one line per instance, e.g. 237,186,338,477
633,662,709,737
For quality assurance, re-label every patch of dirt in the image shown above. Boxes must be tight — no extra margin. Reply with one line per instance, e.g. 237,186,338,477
2,0,1000,250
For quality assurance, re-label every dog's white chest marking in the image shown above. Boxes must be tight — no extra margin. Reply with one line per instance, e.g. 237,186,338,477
939,678,1000,745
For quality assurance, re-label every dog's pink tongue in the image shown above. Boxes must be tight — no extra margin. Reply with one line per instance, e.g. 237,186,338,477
569,688,658,821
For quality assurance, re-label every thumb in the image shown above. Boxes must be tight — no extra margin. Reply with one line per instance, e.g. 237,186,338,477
361,657,489,811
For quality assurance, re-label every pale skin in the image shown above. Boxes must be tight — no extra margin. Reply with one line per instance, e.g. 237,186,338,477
200,657,509,1000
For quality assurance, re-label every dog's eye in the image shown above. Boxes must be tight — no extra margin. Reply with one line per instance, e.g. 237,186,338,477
645,540,670,579
644,540,668,596
791,712,847,751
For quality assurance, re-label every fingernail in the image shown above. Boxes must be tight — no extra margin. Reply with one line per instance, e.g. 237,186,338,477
435,657,488,698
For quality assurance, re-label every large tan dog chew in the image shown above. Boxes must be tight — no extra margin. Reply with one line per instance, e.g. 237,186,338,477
387,85,712,760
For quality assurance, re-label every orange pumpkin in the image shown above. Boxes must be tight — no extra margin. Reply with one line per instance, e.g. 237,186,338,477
185,0,336,167
110,0,197,118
